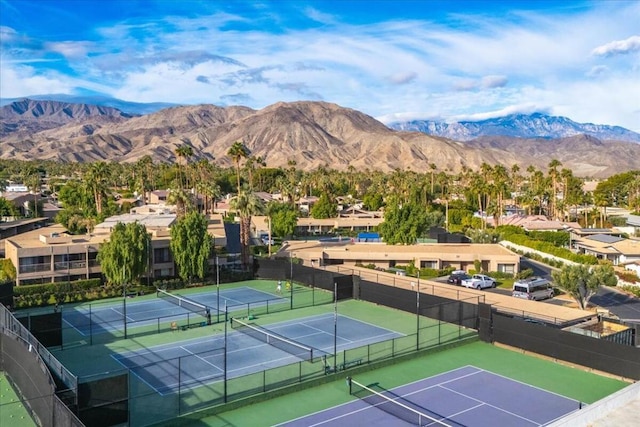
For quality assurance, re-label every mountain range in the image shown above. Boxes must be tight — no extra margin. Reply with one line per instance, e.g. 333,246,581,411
1,98,639,178
389,113,640,143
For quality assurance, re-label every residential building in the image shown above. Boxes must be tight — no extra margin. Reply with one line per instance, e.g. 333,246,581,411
573,234,640,265
283,240,520,274
5,213,229,286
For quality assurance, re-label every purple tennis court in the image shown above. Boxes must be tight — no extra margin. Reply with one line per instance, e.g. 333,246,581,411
280,366,582,426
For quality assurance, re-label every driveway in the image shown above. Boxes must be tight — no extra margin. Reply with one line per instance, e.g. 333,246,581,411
521,257,640,325
590,286,640,325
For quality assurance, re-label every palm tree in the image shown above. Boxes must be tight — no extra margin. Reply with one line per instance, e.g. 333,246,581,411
227,141,251,194
230,190,265,269
135,155,154,204
85,162,111,216
547,159,562,219
167,186,193,218
22,167,41,218
429,163,437,195
175,145,194,190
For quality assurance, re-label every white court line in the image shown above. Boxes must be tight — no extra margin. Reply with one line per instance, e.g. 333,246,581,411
110,353,161,392
109,306,135,322
438,384,541,425
180,346,223,374
474,367,583,405
63,317,88,336
274,366,484,426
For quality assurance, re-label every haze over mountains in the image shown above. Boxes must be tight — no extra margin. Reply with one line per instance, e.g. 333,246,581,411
1,97,639,178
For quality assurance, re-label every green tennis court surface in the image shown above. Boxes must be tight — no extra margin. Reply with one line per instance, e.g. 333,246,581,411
187,341,628,427
0,373,36,427
46,280,629,426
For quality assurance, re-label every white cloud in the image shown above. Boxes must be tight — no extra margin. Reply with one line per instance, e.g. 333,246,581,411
46,41,93,59
0,64,74,97
4,1,640,132
592,35,640,57
586,65,608,78
482,75,508,89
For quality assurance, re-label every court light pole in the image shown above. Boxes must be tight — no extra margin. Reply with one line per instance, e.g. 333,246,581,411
122,264,128,339
216,256,220,324
223,302,228,403
290,252,294,310
333,281,338,373
416,271,420,350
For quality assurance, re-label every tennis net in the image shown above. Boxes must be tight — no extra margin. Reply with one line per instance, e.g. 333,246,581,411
230,317,314,362
157,288,212,324
348,377,452,426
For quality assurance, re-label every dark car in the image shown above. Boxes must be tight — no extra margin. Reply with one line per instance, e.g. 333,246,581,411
447,272,471,285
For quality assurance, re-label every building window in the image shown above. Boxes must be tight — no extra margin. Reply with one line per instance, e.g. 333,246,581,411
154,247,172,263
497,264,515,274
420,260,437,269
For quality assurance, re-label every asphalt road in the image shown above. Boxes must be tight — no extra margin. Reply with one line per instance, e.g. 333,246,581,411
520,258,640,325
437,258,640,325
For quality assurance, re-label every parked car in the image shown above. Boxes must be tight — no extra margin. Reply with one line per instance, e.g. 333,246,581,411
447,272,471,285
461,274,496,290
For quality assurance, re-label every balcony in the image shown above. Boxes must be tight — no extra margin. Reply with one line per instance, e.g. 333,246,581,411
19,263,51,274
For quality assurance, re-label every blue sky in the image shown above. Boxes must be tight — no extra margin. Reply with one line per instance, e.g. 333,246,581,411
1,0,639,130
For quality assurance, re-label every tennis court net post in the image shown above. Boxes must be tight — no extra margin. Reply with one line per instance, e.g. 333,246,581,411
156,288,214,325
348,377,452,427
230,317,314,362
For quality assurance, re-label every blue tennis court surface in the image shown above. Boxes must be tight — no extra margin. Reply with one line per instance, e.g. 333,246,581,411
112,313,402,394
63,287,284,335
280,366,581,426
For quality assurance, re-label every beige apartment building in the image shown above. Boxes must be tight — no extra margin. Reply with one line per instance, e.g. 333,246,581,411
283,240,520,274
5,213,227,286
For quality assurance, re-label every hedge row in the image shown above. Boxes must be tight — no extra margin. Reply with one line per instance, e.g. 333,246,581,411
14,278,102,297
502,232,598,264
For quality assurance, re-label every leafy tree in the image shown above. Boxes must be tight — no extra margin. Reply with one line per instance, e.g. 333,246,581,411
552,264,617,310
379,198,436,244
362,193,384,211
0,258,16,281
170,211,213,283
98,222,151,287
311,193,337,219
0,197,19,218
268,202,298,238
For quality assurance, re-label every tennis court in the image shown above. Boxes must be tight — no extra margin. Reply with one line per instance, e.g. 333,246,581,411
113,313,402,394
62,286,285,335
281,366,581,426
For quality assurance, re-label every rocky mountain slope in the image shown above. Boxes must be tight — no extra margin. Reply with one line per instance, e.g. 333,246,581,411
1,99,639,178
389,112,640,143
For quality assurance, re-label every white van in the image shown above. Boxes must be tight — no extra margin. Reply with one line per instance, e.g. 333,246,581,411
512,277,554,301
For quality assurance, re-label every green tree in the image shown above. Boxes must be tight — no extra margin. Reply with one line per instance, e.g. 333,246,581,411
227,141,251,193
362,193,384,211
174,144,194,189
552,264,617,310
170,211,213,283
378,197,438,244
230,190,265,268
311,193,337,219
98,222,151,286
85,161,111,216
0,197,19,218
267,202,298,238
